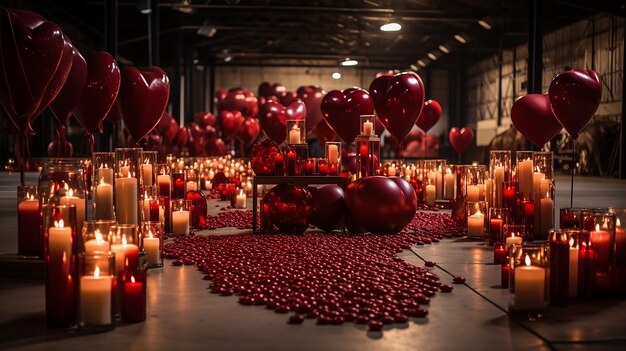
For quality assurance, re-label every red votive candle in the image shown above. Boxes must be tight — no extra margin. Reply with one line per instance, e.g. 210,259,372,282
523,199,535,241
172,173,185,199
501,264,509,288
503,183,516,213
18,193,42,257
286,150,297,176
121,270,146,323
149,200,160,221
318,161,328,176
305,159,315,175
549,232,570,306
489,218,504,246
274,153,284,176
494,244,507,264
328,163,338,175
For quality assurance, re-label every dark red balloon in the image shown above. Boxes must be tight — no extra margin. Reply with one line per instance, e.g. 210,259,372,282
47,139,73,157
416,99,442,133
237,117,261,146
195,112,216,127
214,89,227,111
258,99,306,144
220,110,245,139
548,69,602,137
370,72,425,142
50,46,87,125
206,137,227,156
310,185,346,232
299,88,325,135
120,66,170,143
313,120,338,143
264,184,313,235
449,127,474,154
250,139,281,176
511,94,562,147
321,88,374,144
33,34,73,119
73,52,120,134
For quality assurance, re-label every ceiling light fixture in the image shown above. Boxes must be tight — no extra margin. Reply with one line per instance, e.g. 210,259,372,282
417,60,426,67
478,20,492,30
340,58,359,67
409,64,418,71
140,8,151,15
331,72,342,79
380,22,402,32
427,52,438,61
224,56,232,63
197,22,217,38
438,45,449,54
173,0,195,14
454,34,467,44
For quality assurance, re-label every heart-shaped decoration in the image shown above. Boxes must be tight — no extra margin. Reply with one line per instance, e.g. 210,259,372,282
50,45,87,125
237,117,261,146
299,87,325,135
73,52,120,134
119,66,169,143
214,89,227,111
321,88,374,144
449,127,474,154
0,9,65,132
258,82,286,98
279,91,298,107
220,110,244,138
258,99,306,144
369,72,425,142
416,99,442,133
33,34,73,120
511,94,562,147
220,88,258,117
548,69,602,137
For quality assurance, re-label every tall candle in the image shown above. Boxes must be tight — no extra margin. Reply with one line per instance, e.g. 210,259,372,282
467,185,480,202
157,174,171,197
444,171,455,199
144,230,160,265
98,167,113,185
532,171,545,197
514,255,546,310
289,125,301,144
60,189,85,234
518,159,533,195
142,164,153,187
494,166,504,207
591,224,611,271
95,179,114,220
328,144,339,164
363,120,373,135
142,193,152,222
236,191,247,209
48,220,72,263
467,211,485,238
539,195,553,236
425,184,436,206
110,236,139,274
569,238,579,297
80,266,112,326
18,195,41,256
115,175,138,225
435,170,443,199
485,178,493,208
172,209,190,235
84,230,110,253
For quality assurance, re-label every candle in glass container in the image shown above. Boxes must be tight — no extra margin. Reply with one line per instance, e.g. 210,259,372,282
328,144,339,164
120,165,130,178
569,238,579,297
539,193,553,235
143,230,160,265
489,217,504,246
18,194,40,256
236,191,247,209
444,169,455,199
289,125,301,144
98,166,114,185
122,273,145,322
80,266,112,326
157,174,171,197
514,255,546,310
505,233,523,247
84,230,109,253
467,185,480,202
142,192,152,221
591,223,611,271
388,164,397,176
518,158,533,194
532,170,545,197
172,209,190,235
110,235,139,273
425,184,436,206
467,211,485,237
485,178,493,207
186,181,197,192
115,174,138,225
49,220,72,262
95,179,113,220
494,165,504,207
142,163,153,187
61,188,85,233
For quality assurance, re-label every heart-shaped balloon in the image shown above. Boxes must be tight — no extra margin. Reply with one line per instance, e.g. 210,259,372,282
258,99,306,144
258,82,286,98
511,94,562,147
321,88,374,144
0,9,65,132
73,52,120,134
279,91,298,107
549,69,602,137
449,127,474,154
299,87,325,135
221,88,257,116
33,34,73,120
416,99,442,133
220,110,244,138
237,117,261,146
369,72,425,142
50,45,87,125
214,89,227,111
119,66,170,143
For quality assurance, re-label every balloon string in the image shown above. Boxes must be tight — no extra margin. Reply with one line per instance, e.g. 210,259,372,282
570,137,576,208
15,134,24,186
89,134,95,155
424,134,428,158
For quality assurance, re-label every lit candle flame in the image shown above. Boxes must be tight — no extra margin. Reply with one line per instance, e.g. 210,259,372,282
29,194,35,200
95,229,103,242
618,218,622,229
131,275,136,284
55,219,65,228
595,224,600,232
524,254,531,266
569,237,575,248
125,258,129,269
122,235,127,245
148,229,153,239
100,178,105,185
68,188,74,197
94,265,100,278
64,183,69,191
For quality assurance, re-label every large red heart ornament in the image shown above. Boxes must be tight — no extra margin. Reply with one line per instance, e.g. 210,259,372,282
258,99,306,144
320,88,374,144
511,94,562,147
449,127,474,154
416,99,442,133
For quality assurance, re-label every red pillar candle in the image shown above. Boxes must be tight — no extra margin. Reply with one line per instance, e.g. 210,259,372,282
149,200,160,222
503,183,516,213
590,224,612,293
317,160,328,176
305,159,315,175
494,244,507,264
489,218,504,246
523,200,535,241
286,149,297,176
121,270,146,323
18,195,42,257
274,153,284,176
501,264,510,288
549,236,570,306
172,173,185,199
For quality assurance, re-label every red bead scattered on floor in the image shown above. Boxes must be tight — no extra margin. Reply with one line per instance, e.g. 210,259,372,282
163,212,464,332
205,210,254,229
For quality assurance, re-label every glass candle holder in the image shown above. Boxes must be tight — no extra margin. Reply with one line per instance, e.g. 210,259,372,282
466,201,487,239
325,141,342,176
305,158,316,175
317,159,328,176
141,186,158,222
521,195,535,241
360,115,376,136
454,165,468,201
494,244,508,265
286,119,306,144
581,209,616,296
142,221,163,268
535,180,555,241
489,150,511,208
115,148,142,179
114,149,141,226
140,151,157,189
565,229,593,299
502,180,517,217
429,160,446,200
424,178,436,206
274,152,284,176
508,242,549,319
608,208,626,294
17,185,42,257
78,252,115,331
81,220,116,254
186,190,208,228
464,165,486,203
442,165,456,200
43,204,78,327
110,224,140,274
155,164,172,198
285,144,308,176
92,152,115,185
171,199,191,236
504,224,525,247
121,270,147,323
533,152,554,180
171,171,186,199
516,151,534,196
185,169,198,192
560,207,582,229
548,229,570,306
355,136,379,179
157,196,170,233
488,207,509,246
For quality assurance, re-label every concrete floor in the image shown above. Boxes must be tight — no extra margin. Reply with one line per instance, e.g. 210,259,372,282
1,172,626,350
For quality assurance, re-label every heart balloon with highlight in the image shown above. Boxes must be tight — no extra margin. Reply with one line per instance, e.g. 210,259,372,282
321,88,374,144
449,127,474,154
298,87,325,134
33,34,73,120
50,45,87,125
220,110,245,138
119,66,170,143
548,69,602,137
73,52,120,134
258,99,306,144
237,117,261,146
511,94,562,147
416,99,442,133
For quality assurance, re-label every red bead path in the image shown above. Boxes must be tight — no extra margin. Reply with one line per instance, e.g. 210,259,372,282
163,212,464,332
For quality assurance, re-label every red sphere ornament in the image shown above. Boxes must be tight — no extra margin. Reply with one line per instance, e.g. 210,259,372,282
310,185,346,232
264,183,313,234
186,190,208,229
250,139,281,176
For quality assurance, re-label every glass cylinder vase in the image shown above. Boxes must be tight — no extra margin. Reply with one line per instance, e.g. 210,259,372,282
17,185,42,257
489,150,511,208
466,201,487,239
78,252,115,331
508,242,549,319
141,221,163,268
325,141,342,176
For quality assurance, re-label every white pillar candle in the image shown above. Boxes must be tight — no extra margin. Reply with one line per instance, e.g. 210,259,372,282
115,176,138,225
388,165,397,176
157,174,171,197
494,166,504,207
142,164,153,187
467,185,480,202
539,195,553,235
142,195,151,222
110,236,139,274
144,230,160,265
84,230,110,253
205,180,212,190
363,121,373,135
443,171,455,199
60,189,85,233
328,144,339,164
120,165,130,178
289,125,301,144
485,178,493,208
80,266,112,326
435,171,443,199
514,255,546,310
569,238,579,297
532,171,545,197
236,192,247,209
186,181,197,192
505,233,523,247
467,211,485,238
518,159,533,195
172,209,190,235
95,179,114,220
48,220,72,263
98,167,114,185
425,184,436,206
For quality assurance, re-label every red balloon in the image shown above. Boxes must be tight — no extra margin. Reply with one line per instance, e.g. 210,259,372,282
279,91,298,106
220,110,244,139
310,184,346,232
549,69,602,137
264,183,313,235
416,99,442,132
206,137,227,156
195,112,216,127
321,88,374,144
73,52,120,134
214,89,227,111
33,34,73,120
370,72,425,142
120,66,170,143
0,9,65,132
186,190,207,229
174,127,189,149
299,87,325,135
345,176,416,234
220,88,258,117
312,120,338,143
243,90,259,117
511,94,562,147
50,46,87,125
258,82,286,99
449,127,474,154
237,117,261,146
258,99,306,144
250,139,281,176
47,139,73,157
